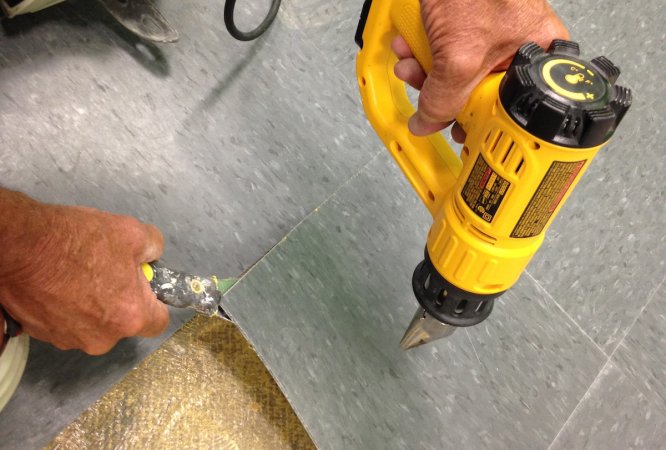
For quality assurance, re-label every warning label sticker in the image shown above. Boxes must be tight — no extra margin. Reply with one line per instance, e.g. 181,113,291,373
511,160,587,238
461,155,511,223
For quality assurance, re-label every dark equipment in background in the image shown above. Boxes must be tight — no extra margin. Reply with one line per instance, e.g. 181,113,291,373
0,0,281,42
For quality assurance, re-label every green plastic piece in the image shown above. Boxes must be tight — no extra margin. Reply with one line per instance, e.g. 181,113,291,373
216,278,238,295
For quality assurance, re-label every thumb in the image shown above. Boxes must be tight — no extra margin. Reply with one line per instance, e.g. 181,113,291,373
409,52,485,136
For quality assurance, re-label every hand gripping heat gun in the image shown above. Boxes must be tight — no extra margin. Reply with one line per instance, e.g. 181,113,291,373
355,0,632,349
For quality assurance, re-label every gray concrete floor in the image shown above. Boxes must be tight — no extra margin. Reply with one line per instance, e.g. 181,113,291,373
1,0,664,448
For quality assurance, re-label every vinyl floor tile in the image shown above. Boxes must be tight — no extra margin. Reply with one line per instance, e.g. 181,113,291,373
549,362,666,450
613,280,666,409
225,152,607,450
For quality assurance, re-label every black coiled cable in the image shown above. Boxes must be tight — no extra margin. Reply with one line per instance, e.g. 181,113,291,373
224,0,282,41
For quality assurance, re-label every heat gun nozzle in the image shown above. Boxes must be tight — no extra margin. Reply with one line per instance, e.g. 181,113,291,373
400,306,457,350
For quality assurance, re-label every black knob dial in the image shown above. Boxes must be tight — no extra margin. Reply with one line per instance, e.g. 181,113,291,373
499,40,632,148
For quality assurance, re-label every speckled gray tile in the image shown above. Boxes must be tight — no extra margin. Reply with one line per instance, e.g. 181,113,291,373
279,0,360,79
549,361,666,450
224,152,607,450
525,0,666,353
612,279,666,407
0,0,374,447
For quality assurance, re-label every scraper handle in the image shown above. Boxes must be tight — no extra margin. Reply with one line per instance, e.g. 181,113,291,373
141,262,223,316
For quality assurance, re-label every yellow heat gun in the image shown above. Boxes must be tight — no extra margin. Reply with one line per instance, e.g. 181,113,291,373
355,0,632,348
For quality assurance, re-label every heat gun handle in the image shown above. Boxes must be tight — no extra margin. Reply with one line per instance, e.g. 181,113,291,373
356,0,461,216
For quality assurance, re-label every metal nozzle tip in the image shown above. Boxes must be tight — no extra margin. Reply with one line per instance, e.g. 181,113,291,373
400,306,457,350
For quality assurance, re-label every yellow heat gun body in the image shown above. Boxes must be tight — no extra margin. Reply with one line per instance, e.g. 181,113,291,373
355,0,631,348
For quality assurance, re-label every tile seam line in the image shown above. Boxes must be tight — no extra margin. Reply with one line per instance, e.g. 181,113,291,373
545,358,612,450
612,340,666,418
278,12,358,84
524,271,607,358
544,271,666,450
601,272,666,411
607,271,666,357
222,150,382,299
464,328,482,364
